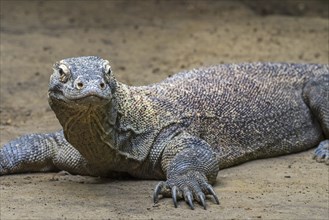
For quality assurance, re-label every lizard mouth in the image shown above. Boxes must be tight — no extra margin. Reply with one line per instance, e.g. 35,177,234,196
69,94,110,104
48,89,111,106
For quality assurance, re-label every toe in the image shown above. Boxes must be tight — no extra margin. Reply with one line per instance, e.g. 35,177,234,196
197,192,207,210
171,186,178,208
183,188,194,210
153,181,166,203
204,183,220,204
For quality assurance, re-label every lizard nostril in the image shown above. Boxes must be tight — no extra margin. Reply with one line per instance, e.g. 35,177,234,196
76,82,84,89
99,82,105,89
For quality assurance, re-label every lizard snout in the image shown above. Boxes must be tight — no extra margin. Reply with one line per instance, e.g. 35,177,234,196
74,77,107,91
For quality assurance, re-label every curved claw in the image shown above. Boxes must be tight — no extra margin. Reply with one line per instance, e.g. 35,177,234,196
197,192,207,210
153,171,220,209
185,191,194,210
205,183,220,205
153,181,165,203
171,186,178,208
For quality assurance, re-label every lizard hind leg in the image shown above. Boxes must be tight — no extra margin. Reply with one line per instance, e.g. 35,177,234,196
313,140,329,165
303,73,329,164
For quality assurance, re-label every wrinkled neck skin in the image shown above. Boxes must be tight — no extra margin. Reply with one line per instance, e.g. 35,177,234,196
49,81,155,175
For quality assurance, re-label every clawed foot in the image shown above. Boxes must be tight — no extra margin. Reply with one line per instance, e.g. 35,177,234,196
313,140,329,165
153,171,219,210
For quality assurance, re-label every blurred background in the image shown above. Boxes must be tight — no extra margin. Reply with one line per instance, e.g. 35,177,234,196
1,0,328,126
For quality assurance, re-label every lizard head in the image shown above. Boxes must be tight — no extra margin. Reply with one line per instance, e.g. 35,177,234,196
48,56,115,107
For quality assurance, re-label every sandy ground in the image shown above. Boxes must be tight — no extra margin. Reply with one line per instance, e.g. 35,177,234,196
0,1,328,219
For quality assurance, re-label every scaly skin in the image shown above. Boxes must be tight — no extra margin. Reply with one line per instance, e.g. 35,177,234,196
0,56,328,210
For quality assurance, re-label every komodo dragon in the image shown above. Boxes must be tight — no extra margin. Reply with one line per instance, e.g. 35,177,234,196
0,56,328,210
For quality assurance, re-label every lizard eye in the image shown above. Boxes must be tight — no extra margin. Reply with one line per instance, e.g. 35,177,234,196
58,64,70,83
58,68,65,76
103,60,112,75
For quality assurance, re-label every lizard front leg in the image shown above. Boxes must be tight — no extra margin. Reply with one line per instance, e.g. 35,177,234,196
153,132,220,209
0,130,89,176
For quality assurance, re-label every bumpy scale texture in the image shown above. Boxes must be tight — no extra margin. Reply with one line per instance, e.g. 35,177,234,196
1,56,328,209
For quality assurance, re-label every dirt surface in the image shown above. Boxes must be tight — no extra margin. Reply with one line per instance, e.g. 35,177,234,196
0,1,328,219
